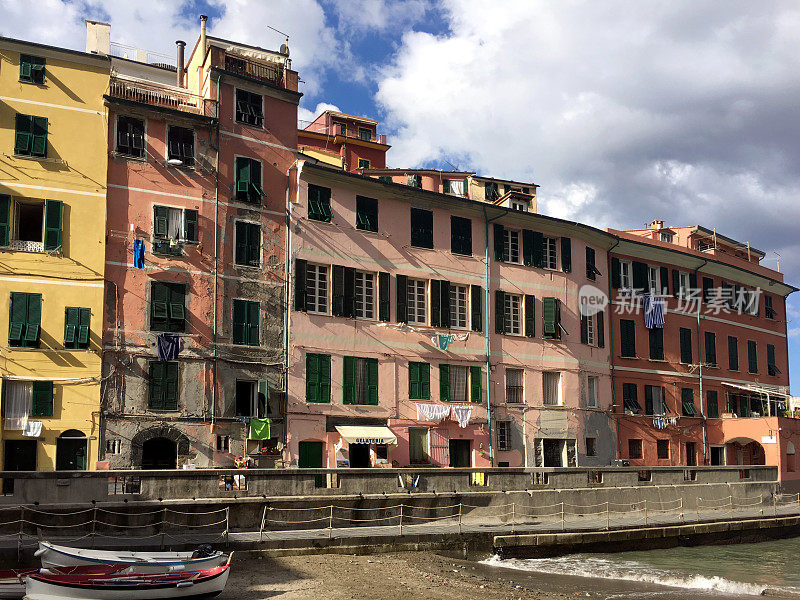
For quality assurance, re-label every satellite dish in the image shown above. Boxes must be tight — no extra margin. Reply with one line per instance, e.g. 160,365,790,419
167,158,183,166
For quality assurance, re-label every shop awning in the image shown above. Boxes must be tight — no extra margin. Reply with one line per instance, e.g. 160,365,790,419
335,425,397,445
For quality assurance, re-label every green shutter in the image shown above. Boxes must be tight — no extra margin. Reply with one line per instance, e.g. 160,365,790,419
342,356,355,404
151,282,169,325
184,209,198,242
154,206,169,237
306,353,319,402
439,364,450,402
471,284,482,333
78,307,90,346
632,261,648,290
64,307,78,346
524,294,535,338
367,358,378,405
495,290,506,334
149,361,164,409
542,297,557,338
168,285,185,322
494,224,505,261
611,257,621,288
409,362,420,398
680,328,692,364
442,179,450,193
247,300,259,346
232,299,246,344
43,199,62,252
249,159,264,201
32,116,48,157
164,362,178,409
410,362,430,400
560,237,571,272
9,292,27,343
31,381,53,417
470,365,481,403
14,114,33,154
396,274,408,323
420,363,430,399
24,293,41,344
530,230,544,268
236,158,251,194
0,194,10,247
319,354,331,403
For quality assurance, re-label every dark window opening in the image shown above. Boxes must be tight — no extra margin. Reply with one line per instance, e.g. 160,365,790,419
167,126,194,167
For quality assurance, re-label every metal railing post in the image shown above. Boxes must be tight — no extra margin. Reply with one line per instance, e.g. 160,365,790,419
560,502,565,531
259,505,267,542
160,508,167,550
328,505,333,539
458,503,463,534
643,500,647,526
729,496,734,520
796,493,799,515
399,505,404,536
511,503,516,534
773,495,777,518
606,502,610,530
91,507,98,548
696,498,701,522
225,507,230,547
17,506,24,563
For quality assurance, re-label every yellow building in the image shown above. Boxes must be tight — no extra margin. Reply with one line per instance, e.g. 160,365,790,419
0,37,109,478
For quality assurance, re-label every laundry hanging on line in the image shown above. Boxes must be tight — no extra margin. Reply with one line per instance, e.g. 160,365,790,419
156,332,180,361
415,403,451,423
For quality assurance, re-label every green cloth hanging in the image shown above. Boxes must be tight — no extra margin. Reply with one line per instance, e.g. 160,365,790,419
248,418,272,440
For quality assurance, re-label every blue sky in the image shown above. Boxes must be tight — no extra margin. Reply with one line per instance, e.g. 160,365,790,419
3,0,800,393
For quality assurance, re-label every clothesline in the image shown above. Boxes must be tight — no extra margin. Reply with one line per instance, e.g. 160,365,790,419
416,403,473,428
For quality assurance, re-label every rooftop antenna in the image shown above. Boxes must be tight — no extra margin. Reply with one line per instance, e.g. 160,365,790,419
267,25,290,56
442,158,460,172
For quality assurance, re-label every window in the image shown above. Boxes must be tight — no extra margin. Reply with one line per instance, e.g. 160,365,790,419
355,196,378,232
765,295,776,319
620,319,636,357
148,361,178,410
506,368,523,404
496,421,511,451
216,435,230,452
586,247,600,280
378,175,393,183
235,380,266,417
354,271,374,319
409,428,428,463
681,388,698,416
584,312,595,346
657,439,669,459
542,297,561,340
167,126,194,167
644,385,666,415
707,390,719,418
232,299,259,346
747,340,758,374
767,344,779,376
484,182,499,201
3,380,52,418
677,271,690,299
511,201,526,211
116,116,144,158
649,327,664,360
503,229,520,263
450,216,472,256
542,371,561,406
106,439,121,454
64,307,90,350
542,236,557,270
659,232,673,243
622,382,642,412
8,292,41,348
647,265,661,294
153,206,199,251
19,54,45,84
586,437,597,457
449,284,468,329
306,353,331,403
234,221,260,267
628,439,643,459
235,88,263,127
150,282,185,332
1,198,63,253
343,357,378,405
357,158,370,169
619,260,632,289
407,278,426,324
504,293,522,335
14,114,47,158
702,276,714,302
410,208,433,248
408,362,430,400
679,328,693,364
235,157,264,204
704,331,717,366
439,364,480,403
306,264,328,314
336,123,346,135
728,336,739,370
358,127,371,141
407,173,423,188
586,375,598,408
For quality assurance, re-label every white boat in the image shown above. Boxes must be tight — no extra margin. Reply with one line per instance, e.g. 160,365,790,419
0,566,126,599
34,542,226,573
25,559,231,600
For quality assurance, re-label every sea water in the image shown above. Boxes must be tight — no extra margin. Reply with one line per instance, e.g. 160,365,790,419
481,536,800,598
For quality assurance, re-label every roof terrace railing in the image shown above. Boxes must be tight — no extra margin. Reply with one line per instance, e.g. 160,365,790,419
108,76,218,118
224,54,283,87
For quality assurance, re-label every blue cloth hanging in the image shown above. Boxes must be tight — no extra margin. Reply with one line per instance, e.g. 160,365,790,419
156,333,180,361
133,239,145,269
438,334,453,351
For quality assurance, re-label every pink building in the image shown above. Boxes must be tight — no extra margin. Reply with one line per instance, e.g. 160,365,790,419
298,110,389,171
285,162,616,470
99,18,299,468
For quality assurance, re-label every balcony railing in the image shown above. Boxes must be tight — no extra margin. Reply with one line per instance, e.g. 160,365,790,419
298,120,387,145
224,55,283,87
108,77,218,118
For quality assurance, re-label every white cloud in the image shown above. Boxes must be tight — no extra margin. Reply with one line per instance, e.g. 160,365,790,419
329,0,430,33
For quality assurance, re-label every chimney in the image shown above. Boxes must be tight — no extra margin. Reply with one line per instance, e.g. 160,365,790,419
649,219,664,230
85,20,111,55
176,40,186,88
199,15,208,63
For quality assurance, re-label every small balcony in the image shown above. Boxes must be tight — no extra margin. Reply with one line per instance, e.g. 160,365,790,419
299,120,388,145
108,76,218,118
224,55,283,87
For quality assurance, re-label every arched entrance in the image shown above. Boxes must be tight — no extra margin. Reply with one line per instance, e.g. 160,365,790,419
56,430,88,471
141,437,177,469
725,437,766,466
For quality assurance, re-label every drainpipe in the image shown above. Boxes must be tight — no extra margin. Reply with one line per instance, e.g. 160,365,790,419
482,205,510,467
283,162,299,451
694,259,708,463
606,239,621,457
211,74,220,425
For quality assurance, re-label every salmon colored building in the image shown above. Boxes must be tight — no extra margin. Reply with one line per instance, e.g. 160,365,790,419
286,161,616,470
298,110,389,171
609,220,797,484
